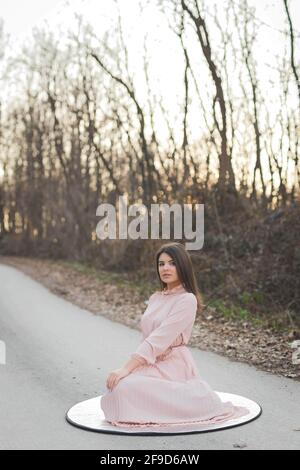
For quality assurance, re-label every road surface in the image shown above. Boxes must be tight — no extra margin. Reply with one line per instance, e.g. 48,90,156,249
0,263,299,450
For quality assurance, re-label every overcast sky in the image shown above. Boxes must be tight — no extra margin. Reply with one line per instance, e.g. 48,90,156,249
0,0,299,183
1,0,299,45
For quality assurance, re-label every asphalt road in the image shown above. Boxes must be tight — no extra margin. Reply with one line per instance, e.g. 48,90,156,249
0,263,299,450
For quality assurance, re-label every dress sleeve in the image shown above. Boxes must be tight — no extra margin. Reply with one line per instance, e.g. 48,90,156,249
130,294,197,365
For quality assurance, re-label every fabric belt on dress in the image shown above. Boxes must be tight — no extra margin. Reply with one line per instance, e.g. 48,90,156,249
156,343,187,361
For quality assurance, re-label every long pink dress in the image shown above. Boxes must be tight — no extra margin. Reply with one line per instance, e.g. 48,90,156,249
101,284,250,428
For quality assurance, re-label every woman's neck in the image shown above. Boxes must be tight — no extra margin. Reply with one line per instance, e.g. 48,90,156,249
165,281,182,291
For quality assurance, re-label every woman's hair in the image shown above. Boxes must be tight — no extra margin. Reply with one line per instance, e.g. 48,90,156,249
155,242,204,315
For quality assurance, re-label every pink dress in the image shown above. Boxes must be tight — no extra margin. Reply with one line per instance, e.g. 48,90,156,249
101,284,250,428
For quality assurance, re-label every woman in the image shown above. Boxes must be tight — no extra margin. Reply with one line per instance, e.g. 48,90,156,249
101,242,249,427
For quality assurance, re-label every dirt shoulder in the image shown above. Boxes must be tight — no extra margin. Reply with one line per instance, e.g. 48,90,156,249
1,255,299,381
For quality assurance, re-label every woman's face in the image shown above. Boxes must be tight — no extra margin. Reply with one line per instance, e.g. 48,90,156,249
158,252,180,286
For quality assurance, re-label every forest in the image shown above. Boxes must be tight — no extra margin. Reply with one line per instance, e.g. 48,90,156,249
0,0,299,327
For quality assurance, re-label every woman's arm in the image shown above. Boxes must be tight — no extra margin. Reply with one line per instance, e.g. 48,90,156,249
121,355,146,374
106,355,146,390
129,294,197,365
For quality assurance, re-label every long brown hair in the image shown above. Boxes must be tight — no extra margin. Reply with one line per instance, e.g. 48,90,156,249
155,242,204,315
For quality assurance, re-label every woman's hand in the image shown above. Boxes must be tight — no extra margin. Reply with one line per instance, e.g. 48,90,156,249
106,367,129,391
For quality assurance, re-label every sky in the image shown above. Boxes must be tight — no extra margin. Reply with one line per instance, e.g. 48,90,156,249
0,0,62,39
0,0,299,188
1,0,299,43
1,0,299,113
1,0,299,105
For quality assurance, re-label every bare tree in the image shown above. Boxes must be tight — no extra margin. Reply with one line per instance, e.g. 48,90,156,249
283,0,300,105
181,0,236,194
